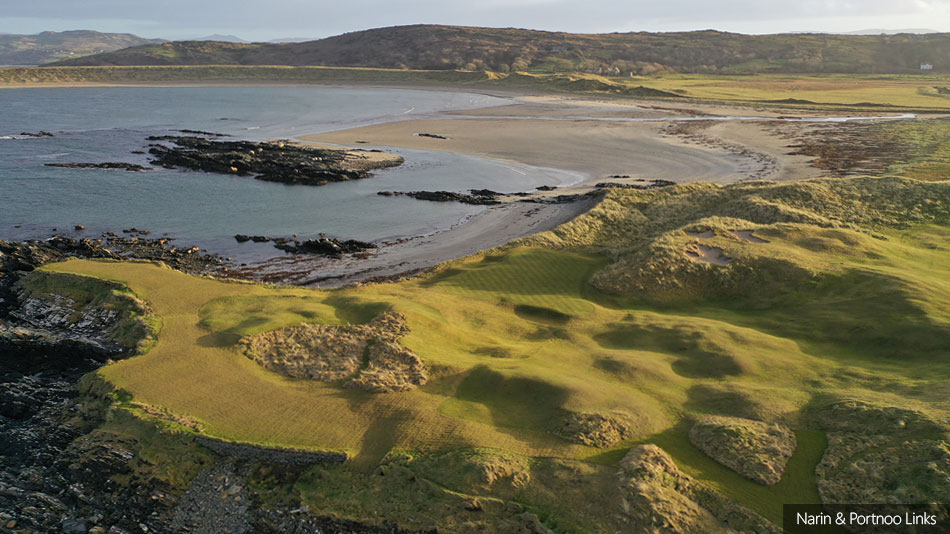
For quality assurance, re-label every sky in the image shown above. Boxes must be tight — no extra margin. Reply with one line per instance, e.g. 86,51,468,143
3,0,950,41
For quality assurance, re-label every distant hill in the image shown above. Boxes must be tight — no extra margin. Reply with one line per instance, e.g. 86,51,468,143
45,24,950,74
841,28,941,35
0,30,164,66
190,34,248,43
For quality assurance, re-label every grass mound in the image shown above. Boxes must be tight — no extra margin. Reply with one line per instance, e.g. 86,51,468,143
810,400,950,505
239,312,427,392
688,416,796,486
617,444,780,533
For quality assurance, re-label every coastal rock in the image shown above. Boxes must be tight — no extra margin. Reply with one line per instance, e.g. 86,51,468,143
239,312,427,392
594,179,676,189
274,237,376,257
20,131,54,138
147,136,400,186
44,162,151,172
379,190,502,205
414,132,450,140
519,191,600,204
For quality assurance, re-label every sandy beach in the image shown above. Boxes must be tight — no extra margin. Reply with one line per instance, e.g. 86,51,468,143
238,92,836,286
304,95,822,185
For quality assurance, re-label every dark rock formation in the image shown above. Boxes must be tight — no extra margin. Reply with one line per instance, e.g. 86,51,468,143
19,131,54,138
414,133,449,140
535,185,558,191
378,190,502,205
147,136,396,186
594,179,677,189
44,162,151,172
519,192,601,204
177,129,228,137
274,237,376,257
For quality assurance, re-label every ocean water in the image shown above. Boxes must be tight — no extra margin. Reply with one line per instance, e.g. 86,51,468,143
0,85,580,260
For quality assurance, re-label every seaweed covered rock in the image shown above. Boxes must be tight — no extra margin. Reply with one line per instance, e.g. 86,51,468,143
148,136,402,186
688,416,796,485
555,412,632,448
239,312,427,392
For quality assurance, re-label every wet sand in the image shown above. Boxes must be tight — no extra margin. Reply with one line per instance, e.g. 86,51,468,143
274,94,840,286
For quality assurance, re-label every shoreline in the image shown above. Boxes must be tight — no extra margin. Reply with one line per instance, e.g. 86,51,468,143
5,83,915,287
232,197,598,287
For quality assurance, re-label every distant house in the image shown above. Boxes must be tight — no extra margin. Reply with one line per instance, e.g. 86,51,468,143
921,63,934,70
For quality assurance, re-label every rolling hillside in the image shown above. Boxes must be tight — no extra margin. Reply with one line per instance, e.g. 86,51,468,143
0,30,164,66
47,24,950,74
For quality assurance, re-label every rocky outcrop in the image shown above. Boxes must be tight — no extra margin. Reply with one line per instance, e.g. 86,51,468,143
44,162,150,171
147,136,401,186
594,179,676,189
240,312,427,392
274,237,376,257
378,190,503,205
688,416,796,485
555,412,632,448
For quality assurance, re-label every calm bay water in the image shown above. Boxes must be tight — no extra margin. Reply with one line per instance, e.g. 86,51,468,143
0,85,580,259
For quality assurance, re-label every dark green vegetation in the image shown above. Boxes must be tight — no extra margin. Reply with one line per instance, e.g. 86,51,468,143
46,24,950,74
0,30,163,66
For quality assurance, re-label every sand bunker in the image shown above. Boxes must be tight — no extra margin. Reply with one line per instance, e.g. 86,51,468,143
685,230,716,238
239,312,427,392
730,230,770,243
684,243,732,265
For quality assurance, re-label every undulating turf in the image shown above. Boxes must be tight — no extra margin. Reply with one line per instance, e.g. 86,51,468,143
37,175,950,531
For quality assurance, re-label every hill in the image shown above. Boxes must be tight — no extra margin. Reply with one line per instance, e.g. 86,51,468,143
0,30,164,66
46,24,950,74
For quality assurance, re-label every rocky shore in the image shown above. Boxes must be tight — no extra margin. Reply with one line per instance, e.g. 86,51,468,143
44,163,150,172
234,234,377,257
0,236,428,533
147,136,403,186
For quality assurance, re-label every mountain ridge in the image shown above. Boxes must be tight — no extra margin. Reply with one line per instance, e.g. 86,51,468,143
0,30,164,66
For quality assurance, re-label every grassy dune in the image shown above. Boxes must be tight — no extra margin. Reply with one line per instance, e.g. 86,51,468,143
36,175,950,531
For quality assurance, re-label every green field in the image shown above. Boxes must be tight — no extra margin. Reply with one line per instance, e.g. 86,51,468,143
4,66,950,112
35,174,950,531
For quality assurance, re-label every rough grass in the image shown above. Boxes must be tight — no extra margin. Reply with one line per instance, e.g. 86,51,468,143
38,175,950,531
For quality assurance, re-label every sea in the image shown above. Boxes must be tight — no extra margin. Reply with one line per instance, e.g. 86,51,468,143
0,85,581,260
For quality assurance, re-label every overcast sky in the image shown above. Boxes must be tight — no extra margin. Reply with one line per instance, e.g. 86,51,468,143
4,0,950,41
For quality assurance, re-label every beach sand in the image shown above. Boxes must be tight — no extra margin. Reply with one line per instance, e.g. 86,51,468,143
275,95,831,286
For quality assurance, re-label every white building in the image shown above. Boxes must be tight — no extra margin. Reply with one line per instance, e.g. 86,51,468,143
921,63,934,70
